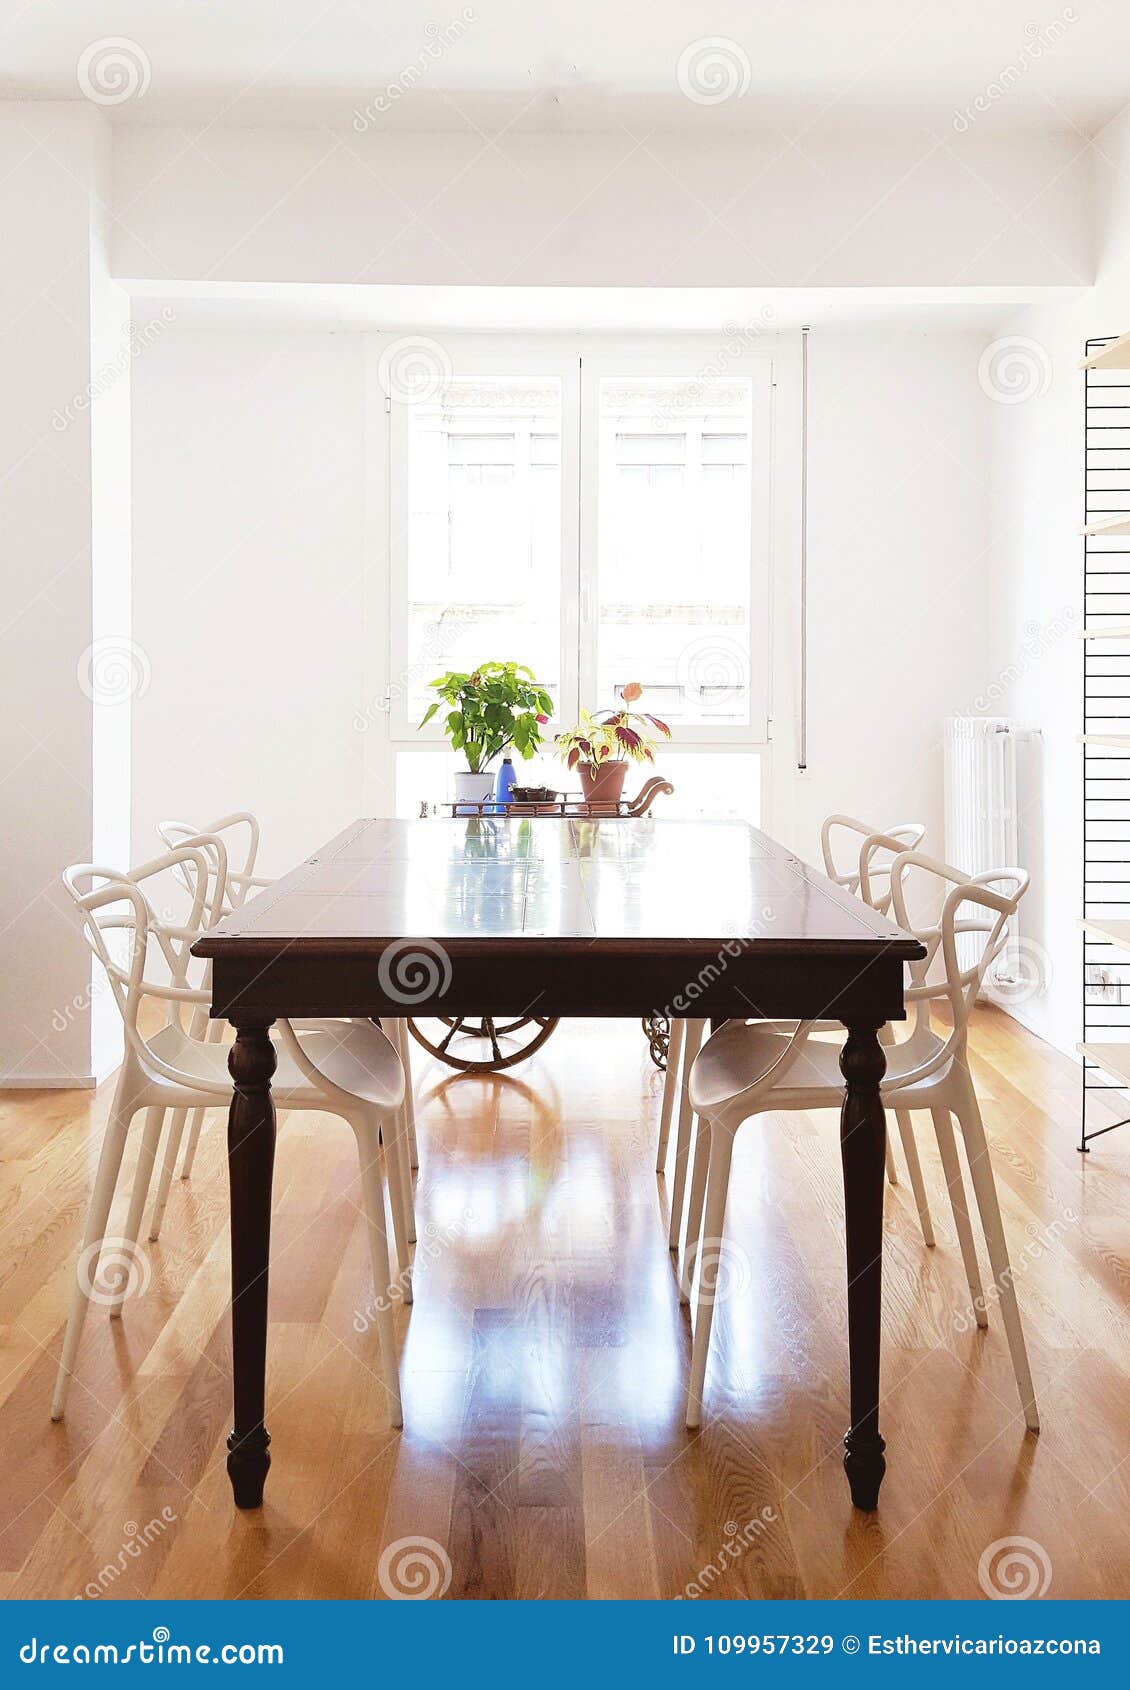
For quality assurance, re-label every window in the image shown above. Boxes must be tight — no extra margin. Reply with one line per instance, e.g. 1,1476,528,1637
384,341,771,809
389,372,570,732
591,375,757,729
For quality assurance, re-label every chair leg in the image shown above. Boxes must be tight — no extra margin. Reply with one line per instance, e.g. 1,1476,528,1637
954,1084,1040,1431
685,1119,736,1430
931,1106,986,1327
181,1021,224,1178
398,1021,419,1171
656,1018,685,1172
878,1025,897,1186
381,1108,413,1303
353,1117,404,1429
148,1108,188,1240
884,1133,899,1186
109,1107,165,1318
51,1086,136,1419
385,1022,416,1244
179,1108,207,1179
678,1114,709,1305
894,1109,935,1247
667,1019,705,1250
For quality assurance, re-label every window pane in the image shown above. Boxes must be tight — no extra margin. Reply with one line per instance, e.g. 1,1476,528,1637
596,376,754,726
401,376,562,723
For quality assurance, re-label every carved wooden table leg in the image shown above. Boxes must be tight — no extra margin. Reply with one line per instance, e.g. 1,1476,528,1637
226,1016,277,1509
839,1020,888,1511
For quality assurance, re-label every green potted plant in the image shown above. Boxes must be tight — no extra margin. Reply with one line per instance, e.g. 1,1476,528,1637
419,661,553,809
555,682,671,808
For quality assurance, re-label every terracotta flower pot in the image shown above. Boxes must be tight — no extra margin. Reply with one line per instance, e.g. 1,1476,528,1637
579,760,628,810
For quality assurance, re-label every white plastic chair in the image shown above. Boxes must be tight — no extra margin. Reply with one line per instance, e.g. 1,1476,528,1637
53,848,408,1427
154,814,270,1185
143,823,416,1254
656,817,928,1239
155,814,420,1191
679,850,1038,1435
820,813,925,906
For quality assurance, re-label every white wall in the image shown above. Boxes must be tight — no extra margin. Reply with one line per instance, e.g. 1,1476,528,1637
129,328,369,875
111,124,1092,290
981,109,1130,1055
0,104,108,1086
129,322,992,890
779,329,991,864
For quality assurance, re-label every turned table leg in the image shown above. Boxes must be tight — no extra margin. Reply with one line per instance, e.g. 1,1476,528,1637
839,1020,888,1511
225,1016,277,1509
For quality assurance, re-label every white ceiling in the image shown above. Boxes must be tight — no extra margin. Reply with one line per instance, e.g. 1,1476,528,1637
3,0,1128,134
124,279,1081,335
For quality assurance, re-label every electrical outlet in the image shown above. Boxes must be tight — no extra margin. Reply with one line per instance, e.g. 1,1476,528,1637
1086,965,1121,1005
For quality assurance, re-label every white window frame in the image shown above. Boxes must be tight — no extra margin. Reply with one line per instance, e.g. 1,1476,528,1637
385,343,581,744
579,346,772,745
376,333,774,766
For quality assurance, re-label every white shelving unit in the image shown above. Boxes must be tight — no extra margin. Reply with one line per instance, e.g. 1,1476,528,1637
1079,1042,1130,1090
1082,514,1130,537
1080,332,1130,1148
1080,332,1130,371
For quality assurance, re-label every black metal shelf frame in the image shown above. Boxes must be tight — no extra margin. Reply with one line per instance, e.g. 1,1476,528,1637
1081,335,1130,1149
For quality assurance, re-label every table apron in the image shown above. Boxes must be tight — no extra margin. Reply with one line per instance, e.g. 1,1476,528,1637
207,949,909,1024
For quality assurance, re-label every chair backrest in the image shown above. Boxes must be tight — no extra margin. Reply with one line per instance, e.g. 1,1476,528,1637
887,848,1029,1067
158,812,260,912
62,847,212,1063
821,814,926,906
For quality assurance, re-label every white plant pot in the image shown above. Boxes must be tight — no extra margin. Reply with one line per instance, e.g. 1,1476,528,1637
453,768,495,814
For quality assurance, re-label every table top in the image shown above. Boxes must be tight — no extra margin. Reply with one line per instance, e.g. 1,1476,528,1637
192,817,921,958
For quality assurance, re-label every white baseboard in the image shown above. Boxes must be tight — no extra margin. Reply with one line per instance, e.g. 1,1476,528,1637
1,1075,97,1090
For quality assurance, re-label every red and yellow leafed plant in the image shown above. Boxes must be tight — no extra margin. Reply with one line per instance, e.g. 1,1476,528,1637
555,682,672,771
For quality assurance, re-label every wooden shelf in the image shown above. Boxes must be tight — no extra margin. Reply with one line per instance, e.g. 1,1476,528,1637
1081,917,1130,951
1080,1041,1130,1088
1080,333,1130,371
1080,735,1130,749
1081,623,1130,640
1082,514,1130,537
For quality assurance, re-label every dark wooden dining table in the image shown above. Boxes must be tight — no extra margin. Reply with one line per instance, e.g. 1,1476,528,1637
193,815,925,1514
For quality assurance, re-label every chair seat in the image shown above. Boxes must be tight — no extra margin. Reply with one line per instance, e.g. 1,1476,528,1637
689,1019,950,1116
147,1019,404,1112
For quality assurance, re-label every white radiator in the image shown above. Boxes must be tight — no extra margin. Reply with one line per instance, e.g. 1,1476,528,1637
944,716,1020,984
